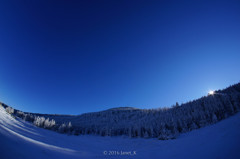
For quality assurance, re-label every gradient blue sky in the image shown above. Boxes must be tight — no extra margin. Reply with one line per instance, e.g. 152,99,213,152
0,0,240,114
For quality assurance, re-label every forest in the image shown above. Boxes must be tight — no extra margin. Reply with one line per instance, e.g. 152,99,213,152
1,83,240,140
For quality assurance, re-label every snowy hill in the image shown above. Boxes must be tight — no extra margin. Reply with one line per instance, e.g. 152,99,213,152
2,83,240,140
1,104,240,159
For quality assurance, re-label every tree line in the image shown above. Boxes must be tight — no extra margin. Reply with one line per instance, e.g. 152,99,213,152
1,82,240,140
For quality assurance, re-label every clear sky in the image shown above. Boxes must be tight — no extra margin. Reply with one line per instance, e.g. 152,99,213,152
0,0,240,115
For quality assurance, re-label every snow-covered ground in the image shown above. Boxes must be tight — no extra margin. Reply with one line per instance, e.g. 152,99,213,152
0,106,240,159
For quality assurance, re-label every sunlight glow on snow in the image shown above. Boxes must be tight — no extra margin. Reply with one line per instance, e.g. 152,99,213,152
208,90,215,95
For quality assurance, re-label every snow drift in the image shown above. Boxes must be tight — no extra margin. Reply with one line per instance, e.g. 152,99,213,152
1,102,240,159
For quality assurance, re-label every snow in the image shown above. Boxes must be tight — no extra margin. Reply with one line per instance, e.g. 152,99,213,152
1,105,240,159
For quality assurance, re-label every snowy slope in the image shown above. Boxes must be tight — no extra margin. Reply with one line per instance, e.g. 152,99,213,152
0,106,240,159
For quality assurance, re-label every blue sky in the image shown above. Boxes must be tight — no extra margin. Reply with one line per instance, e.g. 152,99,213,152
0,0,240,114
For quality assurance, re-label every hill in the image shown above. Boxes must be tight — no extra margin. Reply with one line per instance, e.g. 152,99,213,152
1,104,240,159
1,83,240,139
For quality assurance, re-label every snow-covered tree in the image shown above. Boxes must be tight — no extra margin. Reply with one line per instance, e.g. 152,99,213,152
33,116,45,127
6,106,14,114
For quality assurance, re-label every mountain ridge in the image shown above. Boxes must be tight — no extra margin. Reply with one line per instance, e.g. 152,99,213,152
1,82,240,140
